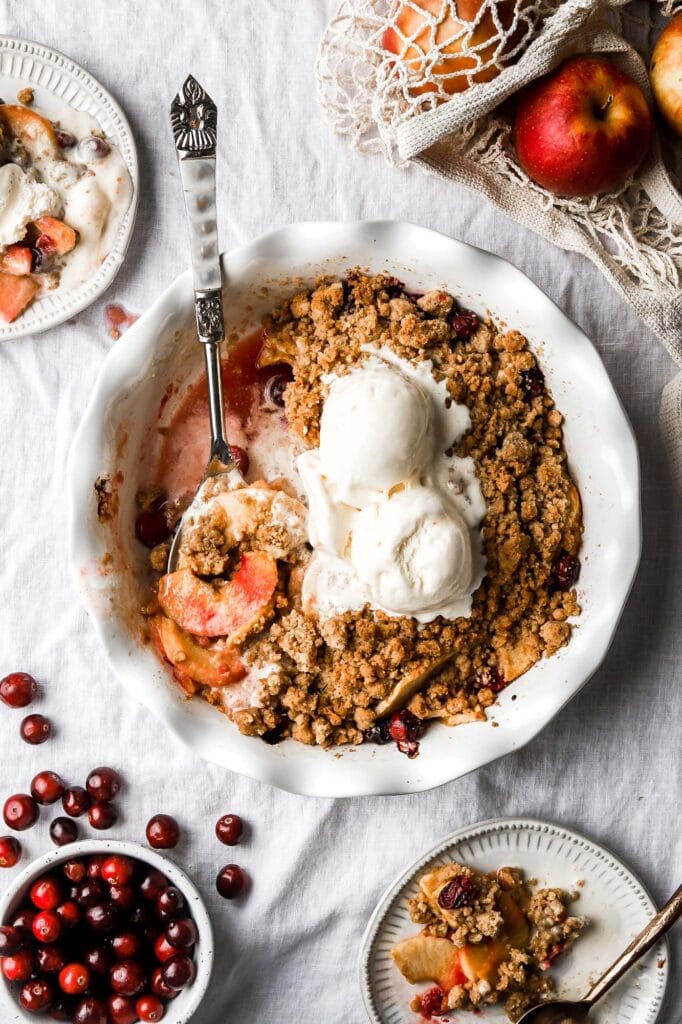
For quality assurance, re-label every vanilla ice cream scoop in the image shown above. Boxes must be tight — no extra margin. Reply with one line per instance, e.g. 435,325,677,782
319,361,432,505
350,486,473,619
0,164,60,248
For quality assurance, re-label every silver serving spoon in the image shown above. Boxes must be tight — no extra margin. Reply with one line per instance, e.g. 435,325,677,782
518,883,682,1024
167,75,245,572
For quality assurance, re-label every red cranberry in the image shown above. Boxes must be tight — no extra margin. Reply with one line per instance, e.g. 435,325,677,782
135,504,170,548
137,994,166,1021
450,308,479,341
56,901,80,929
156,886,185,921
72,997,108,1024
63,859,87,883
438,874,477,910
62,786,91,818
107,994,137,1024
0,834,22,866
101,854,133,886
146,814,179,849
112,931,142,959
31,876,63,910
79,136,111,159
2,947,34,981
58,962,90,996
11,909,36,938
140,870,168,901
31,771,66,805
50,817,79,846
388,708,424,758
0,924,23,955
153,934,177,963
4,793,39,830
87,855,108,879
474,666,507,693
109,883,136,910
109,958,146,996
161,953,196,990
364,720,391,745
20,977,54,1013
85,902,118,932
74,879,105,907
84,944,112,975
551,551,581,591
86,766,121,803
150,965,177,999
229,445,249,476
519,363,545,398
0,671,37,708
215,813,243,845
216,863,247,899
165,917,197,950
20,712,51,744
55,129,76,149
88,801,117,830
36,944,67,973
33,909,62,943
420,985,446,1018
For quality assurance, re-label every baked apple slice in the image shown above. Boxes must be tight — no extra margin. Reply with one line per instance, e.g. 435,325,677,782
0,104,58,159
149,615,246,687
0,245,33,276
0,273,39,323
459,937,508,985
32,216,77,257
374,652,453,718
158,551,278,641
391,935,466,991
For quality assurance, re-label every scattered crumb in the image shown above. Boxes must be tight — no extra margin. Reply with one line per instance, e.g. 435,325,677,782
17,87,34,105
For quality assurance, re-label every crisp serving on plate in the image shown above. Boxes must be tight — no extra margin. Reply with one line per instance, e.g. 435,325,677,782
0,94,132,323
134,270,582,753
391,861,586,1020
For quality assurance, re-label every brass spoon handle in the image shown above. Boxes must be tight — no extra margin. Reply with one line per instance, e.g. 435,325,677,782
586,883,682,1006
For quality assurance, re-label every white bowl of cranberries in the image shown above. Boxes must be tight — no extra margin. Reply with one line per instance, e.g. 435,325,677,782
0,839,213,1024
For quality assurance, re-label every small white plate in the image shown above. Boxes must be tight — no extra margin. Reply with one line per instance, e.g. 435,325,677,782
360,817,668,1024
0,35,138,340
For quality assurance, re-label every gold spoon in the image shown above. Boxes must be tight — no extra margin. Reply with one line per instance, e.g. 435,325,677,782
518,883,682,1024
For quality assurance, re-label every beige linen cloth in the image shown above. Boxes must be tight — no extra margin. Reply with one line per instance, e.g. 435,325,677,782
317,0,682,489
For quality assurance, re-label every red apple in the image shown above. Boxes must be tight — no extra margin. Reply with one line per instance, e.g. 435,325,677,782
513,56,652,198
650,14,682,136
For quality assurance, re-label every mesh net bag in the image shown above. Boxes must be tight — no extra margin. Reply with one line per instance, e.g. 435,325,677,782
317,0,682,487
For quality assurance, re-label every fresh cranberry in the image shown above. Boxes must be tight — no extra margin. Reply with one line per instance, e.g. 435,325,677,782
20,977,54,1013
101,854,133,886
140,870,168,901
216,863,247,899
20,712,51,744
3,793,38,830
56,900,80,929
519,363,545,398
88,801,117,830
58,962,90,996
364,720,391,745
150,965,177,999
161,953,196,990
420,985,446,1018
215,813,243,845
79,136,111,159
153,934,177,963
109,958,146,996
0,924,23,955
109,883,136,910
63,859,87,883
50,817,79,846
31,240,55,273
165,917,197,951
74,879,105,907
137,994,166,1021
0,671,37,707
450,308,479,341
146,814,179,850
55,130,76,149
551,551,581,591
156,886,185,921
31,771,66,805
72,996,108,1024
135,503,170,548
107,994,138,1024
388,709,424,758
84,944,112,975
87,855,107,879
31,877,63,910
229,445,249,476
474,666,507,694
85,902,118,932
36,944,67,973
264,370,292,409
0,835,22,867
11,908,36,938
86,766,122,803
2,947,34,981
438,874,477,910
112,931,142,959
62,786,90,818
33,909,62,943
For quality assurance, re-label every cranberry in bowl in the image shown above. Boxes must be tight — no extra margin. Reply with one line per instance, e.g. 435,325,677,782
0,839,212,1024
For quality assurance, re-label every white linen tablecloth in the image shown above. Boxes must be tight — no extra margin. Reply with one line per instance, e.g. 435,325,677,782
0,3,680,1022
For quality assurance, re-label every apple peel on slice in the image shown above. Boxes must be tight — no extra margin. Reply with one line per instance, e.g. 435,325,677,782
158,550,278,641
391,935,466,992
149,615,246,688
0,273,39,323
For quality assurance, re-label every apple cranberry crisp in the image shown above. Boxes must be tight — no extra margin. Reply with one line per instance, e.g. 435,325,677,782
392,862,586,1021
138,270,582,752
